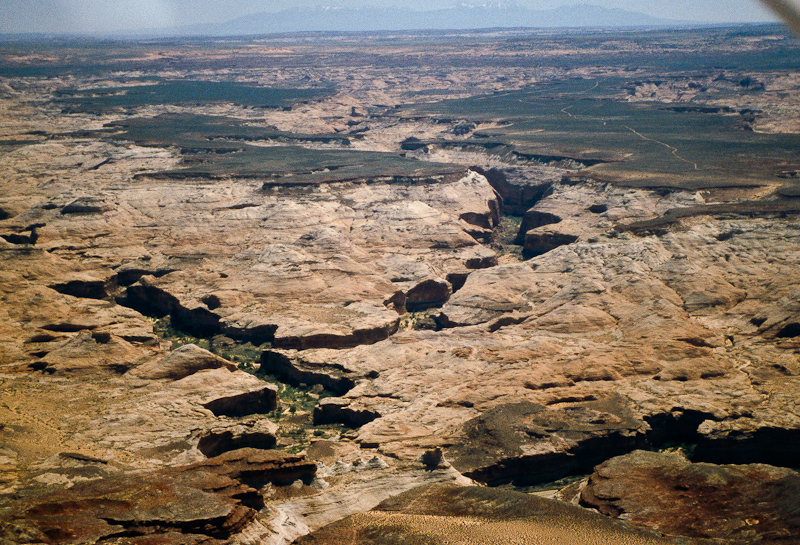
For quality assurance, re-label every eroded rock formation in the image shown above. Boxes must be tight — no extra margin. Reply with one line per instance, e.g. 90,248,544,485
579,450,800,543
0,448,316,545
2,26,800,545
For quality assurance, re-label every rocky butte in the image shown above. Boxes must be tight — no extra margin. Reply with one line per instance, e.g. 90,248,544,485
1,24,799,544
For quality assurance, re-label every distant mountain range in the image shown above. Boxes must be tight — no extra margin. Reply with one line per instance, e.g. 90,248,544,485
170,3,690,37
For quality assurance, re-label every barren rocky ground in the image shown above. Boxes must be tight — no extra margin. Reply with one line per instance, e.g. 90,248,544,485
1,25,799,544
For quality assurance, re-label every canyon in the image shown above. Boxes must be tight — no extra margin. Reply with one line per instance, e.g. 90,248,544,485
1,25,799,544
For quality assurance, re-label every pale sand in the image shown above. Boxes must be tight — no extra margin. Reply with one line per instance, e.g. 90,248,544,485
324,512,673,545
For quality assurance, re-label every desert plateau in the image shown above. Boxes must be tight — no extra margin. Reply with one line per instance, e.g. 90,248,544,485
1,23,799,544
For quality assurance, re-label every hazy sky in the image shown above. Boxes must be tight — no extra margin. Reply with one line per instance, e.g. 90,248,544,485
0,0,779,35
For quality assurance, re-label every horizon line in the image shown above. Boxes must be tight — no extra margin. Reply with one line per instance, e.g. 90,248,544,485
0,21,786,43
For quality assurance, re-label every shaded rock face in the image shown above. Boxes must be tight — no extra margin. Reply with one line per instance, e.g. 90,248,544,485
405,277,453,311
48,270,117,300
170,367,279,418
472,166,559,215
579,450,800,544
448,397,649,486
260,349,357,395
1,230,38,245
60,197,114,215
119,277,223,339
516,209,562,244
296,483,673,544
191,448,317,489
523,228,579,257
314,397,381,428
694,425,800,468
0,448,316,545
461,246,498,270
197,421,279,458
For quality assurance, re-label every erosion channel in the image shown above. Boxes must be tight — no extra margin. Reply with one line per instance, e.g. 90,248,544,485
1,25,800,545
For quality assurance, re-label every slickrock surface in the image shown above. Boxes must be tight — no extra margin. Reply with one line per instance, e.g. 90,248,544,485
579,450,800,544
8,165,497,349
263,450,473,545
2,27,800,545
265,190,800,475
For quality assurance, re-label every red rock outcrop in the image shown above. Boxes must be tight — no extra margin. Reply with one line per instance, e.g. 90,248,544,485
579,450,800,544
0,448,316,545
